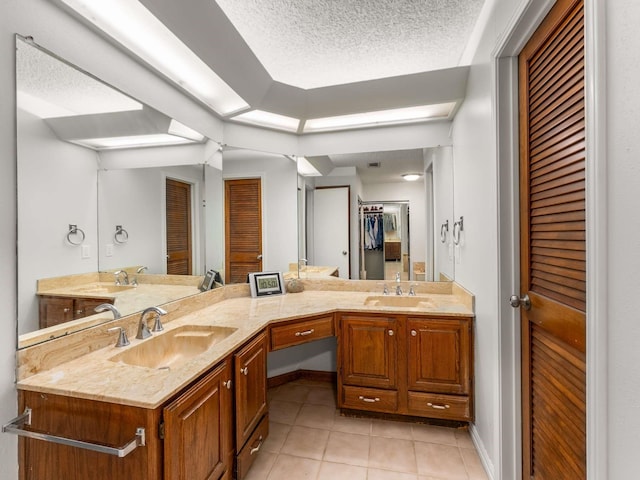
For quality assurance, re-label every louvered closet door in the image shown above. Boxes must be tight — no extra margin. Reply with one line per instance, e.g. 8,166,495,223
225,178,263,284
166,178,193,275
518,0,586,478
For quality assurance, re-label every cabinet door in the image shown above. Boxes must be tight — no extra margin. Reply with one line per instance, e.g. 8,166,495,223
73,297,112,319
164,360,232,480
38,296,74,328
407,317,471,395
234,332,268,451
340,314,398,389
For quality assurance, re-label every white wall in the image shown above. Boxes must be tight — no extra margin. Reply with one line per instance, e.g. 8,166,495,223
17,109,99,334
605,1,640,477
223,150,298,274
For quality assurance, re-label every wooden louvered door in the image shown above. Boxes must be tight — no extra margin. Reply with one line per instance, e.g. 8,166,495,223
225,178,263,283
166,178,193,275
518,0,586,479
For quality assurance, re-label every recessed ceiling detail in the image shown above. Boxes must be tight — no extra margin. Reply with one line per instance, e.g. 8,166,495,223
215,0,485,89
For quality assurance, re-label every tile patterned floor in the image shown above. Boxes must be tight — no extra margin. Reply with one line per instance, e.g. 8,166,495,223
245,379,489,480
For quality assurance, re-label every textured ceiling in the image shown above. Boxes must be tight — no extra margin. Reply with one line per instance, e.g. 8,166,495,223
16,38,141,117
215,0,485,89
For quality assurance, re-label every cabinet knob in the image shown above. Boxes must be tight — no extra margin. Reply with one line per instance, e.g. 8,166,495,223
411,330,417,337
240,367,249,376
388,330,394,336
63,308,70,313
223,380,232,389
75,309,83,315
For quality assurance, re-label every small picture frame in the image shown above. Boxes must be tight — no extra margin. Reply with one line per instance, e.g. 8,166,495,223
248,272,285,297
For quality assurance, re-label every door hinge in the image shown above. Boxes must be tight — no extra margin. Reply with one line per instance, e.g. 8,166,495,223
158,421,165,440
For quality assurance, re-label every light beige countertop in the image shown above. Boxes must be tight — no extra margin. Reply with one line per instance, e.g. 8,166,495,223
17,280,473,410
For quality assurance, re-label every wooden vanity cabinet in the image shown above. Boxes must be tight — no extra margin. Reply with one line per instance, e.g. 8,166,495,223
18,358,234,480
233,332,268,480
38,295,114,329
338,313,400,413
163,360,233,480
269,313,335,351
337,312,474,422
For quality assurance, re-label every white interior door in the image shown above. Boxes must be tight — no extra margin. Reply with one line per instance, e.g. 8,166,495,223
312,187,350,278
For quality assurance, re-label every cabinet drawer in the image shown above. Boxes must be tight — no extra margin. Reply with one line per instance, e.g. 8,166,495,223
407,392,472,421
236,413,269,480
270,315,334,350
341,385,398,413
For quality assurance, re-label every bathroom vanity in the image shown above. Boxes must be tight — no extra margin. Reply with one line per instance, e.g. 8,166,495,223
11,279,474,480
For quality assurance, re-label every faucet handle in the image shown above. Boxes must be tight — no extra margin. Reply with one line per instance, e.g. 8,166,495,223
408,285,417,296
382,284,389,295
107,327,130,347
152,314,164,333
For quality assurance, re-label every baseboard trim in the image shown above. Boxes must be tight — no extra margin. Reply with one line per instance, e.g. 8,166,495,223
470,423,495,480
267,369,336,389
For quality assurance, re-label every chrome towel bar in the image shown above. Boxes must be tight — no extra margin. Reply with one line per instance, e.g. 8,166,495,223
2,408,146,458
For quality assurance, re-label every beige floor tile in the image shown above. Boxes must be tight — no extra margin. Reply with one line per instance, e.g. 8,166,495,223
454,430,475,449
262,421,290,453
280,425,330,460
367,468,418,480
244,451,277,480
332,413,372,435
305,386,337,407
411,424,458,446
369,436,417,473
271,383,311,403
460,448,489,480
414,442,468,479
323,431,370,467
268,400,301,425
317,461,368,480
295,404,336,430
266,454,321,480
371,418,414,439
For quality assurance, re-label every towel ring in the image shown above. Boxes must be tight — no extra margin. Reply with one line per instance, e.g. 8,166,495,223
114,225,129,244
66,225,85,246
440,220,449,243
452,216,464,245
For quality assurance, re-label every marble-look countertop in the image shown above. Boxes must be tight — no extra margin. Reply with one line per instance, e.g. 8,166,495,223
17,280,473,410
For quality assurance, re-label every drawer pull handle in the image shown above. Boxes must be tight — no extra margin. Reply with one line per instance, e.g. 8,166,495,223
250,435,263,455
358,396,380,403
240,367,249,376
223,380,232,389
295,329,315,337
427,402,450,410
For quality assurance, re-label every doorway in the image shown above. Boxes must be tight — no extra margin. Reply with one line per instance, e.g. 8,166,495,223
166,178,193,275
359,201,410,282
224,178,263,284
311,186,350,279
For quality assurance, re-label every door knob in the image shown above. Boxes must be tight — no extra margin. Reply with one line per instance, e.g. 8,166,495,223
256,254,262,260
510,294,531,310
342,250,348,255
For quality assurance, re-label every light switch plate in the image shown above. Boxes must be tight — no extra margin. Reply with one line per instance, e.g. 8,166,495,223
81,245,90,259
106,244,114,257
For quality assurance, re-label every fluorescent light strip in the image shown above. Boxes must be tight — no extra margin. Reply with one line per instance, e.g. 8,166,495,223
74,134,196,150
231,109,300,132
60,0,249,115
304,103,456,133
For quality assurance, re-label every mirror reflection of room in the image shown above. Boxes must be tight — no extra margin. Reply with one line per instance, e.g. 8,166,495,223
360,202,410,281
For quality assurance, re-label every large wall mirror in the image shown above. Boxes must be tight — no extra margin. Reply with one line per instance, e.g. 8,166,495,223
297,146,455,283
16,36,225,347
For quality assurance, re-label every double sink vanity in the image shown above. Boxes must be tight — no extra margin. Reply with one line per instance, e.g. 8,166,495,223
11,278,474,480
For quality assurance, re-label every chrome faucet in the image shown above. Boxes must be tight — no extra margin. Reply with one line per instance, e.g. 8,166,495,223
131,266,148,286
114,270,129,286
395,272,402,295
298,258,308,271
94,303,121,319
136,306,167,339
